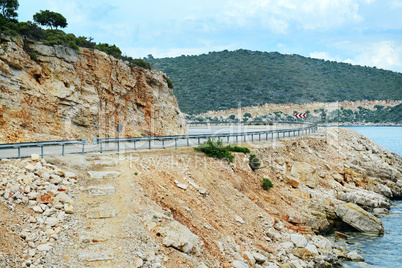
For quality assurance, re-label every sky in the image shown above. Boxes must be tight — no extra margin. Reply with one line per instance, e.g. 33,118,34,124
18,0,402,72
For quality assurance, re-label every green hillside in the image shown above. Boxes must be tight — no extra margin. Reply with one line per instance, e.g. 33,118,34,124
146,50,402,114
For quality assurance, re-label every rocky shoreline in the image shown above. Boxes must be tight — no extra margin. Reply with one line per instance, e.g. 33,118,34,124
0,127,401,267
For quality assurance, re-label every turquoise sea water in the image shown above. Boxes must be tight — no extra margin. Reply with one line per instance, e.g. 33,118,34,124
342,126,402,268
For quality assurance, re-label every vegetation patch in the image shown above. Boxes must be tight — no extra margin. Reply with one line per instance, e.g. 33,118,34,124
194,139,251,163
194,138,234,163
262,178,273,191
249,154,261,171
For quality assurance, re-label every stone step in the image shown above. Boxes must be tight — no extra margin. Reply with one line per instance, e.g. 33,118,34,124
87,171,120,179
78,252,114,262
87,210,116,219
87,185,116,196
79,235,108,244
93,160,118,167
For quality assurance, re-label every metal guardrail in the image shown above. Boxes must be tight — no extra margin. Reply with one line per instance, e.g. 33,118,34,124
0,123,317,159
95,123,317,152
186,120,307,125
0,139,87,159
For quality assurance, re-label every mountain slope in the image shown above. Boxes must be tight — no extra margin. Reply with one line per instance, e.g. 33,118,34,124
146,50,402,114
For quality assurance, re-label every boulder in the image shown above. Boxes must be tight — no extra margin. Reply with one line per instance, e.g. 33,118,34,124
290,234,308,248
335,203,384,234
155,220,199,254
290,162,319,188
346,250,364,261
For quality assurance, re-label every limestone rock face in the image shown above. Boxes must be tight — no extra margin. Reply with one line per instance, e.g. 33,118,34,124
335,203,384,234
0,39,187,143
290,162,319,188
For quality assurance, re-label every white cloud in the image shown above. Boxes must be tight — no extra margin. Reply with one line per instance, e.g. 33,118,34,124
354,41,402,70
222,0,371,31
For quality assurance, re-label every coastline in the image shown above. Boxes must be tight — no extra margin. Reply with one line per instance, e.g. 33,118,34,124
1,127,401,267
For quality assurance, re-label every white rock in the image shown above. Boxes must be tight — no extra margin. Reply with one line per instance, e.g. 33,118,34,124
232,260,249,268
281,242,294,250
28,249,36,257
156,221,199,253
305,244,319,255
290,234,308,248
34,161,42,171
45,217,59,227
37,244,52,251
25,164,35,173
174,180,188,190
252,252,267,263
235,216,245,224
347,250,365,261
27,192,38,200
32,206,43,213
64,203,74,214
55,192,73,204
31,154,40,161
64,172,76,179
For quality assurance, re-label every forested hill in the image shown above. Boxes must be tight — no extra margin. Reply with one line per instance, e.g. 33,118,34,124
146,50,402,114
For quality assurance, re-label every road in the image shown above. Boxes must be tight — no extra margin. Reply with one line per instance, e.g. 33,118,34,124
0,123,311,159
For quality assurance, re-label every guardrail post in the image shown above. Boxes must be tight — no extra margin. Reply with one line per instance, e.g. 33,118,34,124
149,140,151,150
62,144,65,156
100,141,103,153
175,139,178,149
236,135,238,143
198,137,200,145
187,138,190,147
227,136,229,144
41,146,44,158
18,147,21,159
162,140,165,149
82,143,85,154
266,133,268,140
243,134,246,142
259,134,261,141
134,141,136,150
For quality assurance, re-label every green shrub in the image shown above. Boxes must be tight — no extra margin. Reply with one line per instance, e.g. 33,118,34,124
166,77,174,89
249,154,261,170
225,145,250,153
262,178,273,191
194,138,234,162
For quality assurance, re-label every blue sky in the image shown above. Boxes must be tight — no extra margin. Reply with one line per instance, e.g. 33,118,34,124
18,0,402,72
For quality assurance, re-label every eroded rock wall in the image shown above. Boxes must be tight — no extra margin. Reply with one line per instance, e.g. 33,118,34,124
0,38,187,143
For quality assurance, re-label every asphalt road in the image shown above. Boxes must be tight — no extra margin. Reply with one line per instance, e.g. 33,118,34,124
0,123,309,159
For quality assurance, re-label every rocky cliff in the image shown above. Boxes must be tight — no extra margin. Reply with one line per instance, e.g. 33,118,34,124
1,128,401,267
0,37,187,143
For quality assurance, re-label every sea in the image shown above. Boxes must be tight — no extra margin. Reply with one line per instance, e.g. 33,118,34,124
342,126,402,268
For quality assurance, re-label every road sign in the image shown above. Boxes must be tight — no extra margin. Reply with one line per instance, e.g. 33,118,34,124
117,123,123,133
294,113,306,119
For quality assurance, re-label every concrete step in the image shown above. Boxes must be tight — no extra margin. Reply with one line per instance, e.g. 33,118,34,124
87,171,120,179
87,209,117,219
87,185,116,196
78,252,114,262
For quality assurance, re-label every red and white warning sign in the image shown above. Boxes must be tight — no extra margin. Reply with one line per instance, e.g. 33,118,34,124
294,113,306,119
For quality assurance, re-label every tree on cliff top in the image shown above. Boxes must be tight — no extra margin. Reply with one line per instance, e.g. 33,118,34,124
33,10,67,29
0,0,19,21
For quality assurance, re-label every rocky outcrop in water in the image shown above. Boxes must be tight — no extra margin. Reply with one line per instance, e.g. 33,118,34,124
0,37,187,143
